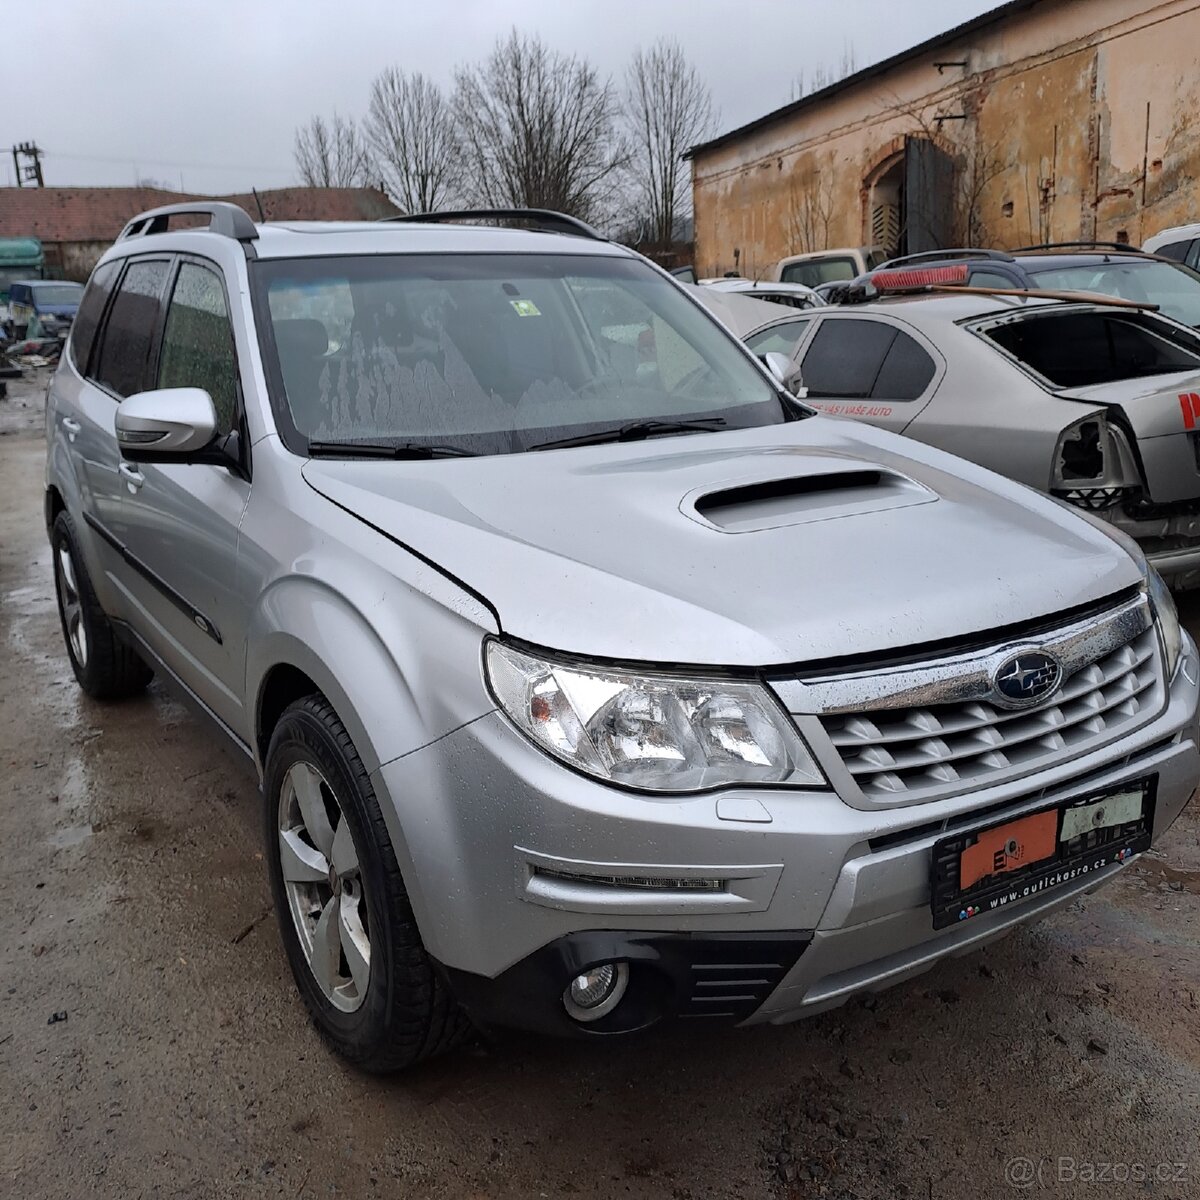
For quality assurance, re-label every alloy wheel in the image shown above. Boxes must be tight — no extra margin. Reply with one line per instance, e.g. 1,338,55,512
277,761,371,1013
56,545,88,667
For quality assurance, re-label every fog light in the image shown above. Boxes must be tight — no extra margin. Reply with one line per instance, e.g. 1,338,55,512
563,962,629,1022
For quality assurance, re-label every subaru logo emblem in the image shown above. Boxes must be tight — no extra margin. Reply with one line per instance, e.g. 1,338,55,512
993,651,1062,707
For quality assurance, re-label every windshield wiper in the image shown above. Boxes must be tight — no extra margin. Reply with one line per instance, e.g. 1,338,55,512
530,417,726,452
306,440,479,459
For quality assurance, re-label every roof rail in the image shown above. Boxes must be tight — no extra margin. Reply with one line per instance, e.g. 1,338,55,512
380,207,605,241
880,248,1015,268
119,201,259,243
1012,240,1144,253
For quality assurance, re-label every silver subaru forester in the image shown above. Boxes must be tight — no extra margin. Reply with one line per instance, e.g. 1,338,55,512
44,202,1200,1070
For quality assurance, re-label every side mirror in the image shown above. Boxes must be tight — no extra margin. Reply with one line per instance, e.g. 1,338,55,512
762,352,808,399
115,388,218,462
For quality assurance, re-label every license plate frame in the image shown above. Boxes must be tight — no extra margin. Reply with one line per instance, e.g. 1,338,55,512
930,776,1156,930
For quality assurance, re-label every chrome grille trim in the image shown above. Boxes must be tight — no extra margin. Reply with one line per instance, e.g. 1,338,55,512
774,593,1164,805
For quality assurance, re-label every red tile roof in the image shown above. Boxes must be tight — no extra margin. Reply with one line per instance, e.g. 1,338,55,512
0,186,398,244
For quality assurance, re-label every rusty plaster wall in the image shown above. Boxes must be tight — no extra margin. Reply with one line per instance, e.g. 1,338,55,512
692,0,1200,278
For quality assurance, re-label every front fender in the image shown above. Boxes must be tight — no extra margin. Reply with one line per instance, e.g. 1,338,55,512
245,574,497,777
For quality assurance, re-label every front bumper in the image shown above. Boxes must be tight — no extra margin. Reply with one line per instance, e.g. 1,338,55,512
371,638,1200,1036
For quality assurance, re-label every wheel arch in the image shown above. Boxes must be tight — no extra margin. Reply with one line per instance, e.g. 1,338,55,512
247,575,493,780
44,483,66,536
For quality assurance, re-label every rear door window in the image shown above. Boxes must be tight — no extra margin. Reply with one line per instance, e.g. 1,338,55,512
69,260,121,374
981,311,1200,387
800,319,897,398
94,258,171,398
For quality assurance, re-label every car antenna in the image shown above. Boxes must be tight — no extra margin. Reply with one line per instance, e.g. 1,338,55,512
251,188,266,222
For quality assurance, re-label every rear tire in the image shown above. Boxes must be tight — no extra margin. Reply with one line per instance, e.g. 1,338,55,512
51,511,153,700
263,694,471,1072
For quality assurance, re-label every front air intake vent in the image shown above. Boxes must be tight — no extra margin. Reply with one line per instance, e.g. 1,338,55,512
695,470,883,515
688,467,935,533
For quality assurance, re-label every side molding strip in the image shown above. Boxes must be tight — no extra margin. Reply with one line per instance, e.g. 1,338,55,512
83,512,223,645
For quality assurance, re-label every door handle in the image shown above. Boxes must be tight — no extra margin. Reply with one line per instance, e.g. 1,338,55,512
118,462,145,491
61,417,81,440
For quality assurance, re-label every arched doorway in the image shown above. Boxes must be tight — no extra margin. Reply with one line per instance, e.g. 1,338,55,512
864,136,957,258
867,151,905,257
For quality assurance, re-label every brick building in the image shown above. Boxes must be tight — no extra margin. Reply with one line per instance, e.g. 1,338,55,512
0,186,398,280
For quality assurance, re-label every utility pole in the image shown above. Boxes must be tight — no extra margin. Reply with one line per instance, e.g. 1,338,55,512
11,142,45,187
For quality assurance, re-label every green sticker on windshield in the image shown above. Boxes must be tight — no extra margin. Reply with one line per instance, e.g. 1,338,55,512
509,299,541,317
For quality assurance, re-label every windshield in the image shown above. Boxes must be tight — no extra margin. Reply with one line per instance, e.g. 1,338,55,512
254,253,783,455
0,268,35,302
1024,260,1200,328
29,283,83,307
780,258,857,287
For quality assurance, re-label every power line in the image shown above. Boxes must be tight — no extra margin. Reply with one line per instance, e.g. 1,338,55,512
45,149,295,176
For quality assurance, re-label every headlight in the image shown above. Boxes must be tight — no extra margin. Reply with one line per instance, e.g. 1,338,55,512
1145,566,1182,678
485,642,825,793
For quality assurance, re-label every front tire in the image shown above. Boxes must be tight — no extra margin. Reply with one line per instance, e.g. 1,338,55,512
51,511,152,699
263,694,470,1071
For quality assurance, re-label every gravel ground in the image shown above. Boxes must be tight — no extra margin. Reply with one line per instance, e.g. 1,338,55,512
2,374,1199,1199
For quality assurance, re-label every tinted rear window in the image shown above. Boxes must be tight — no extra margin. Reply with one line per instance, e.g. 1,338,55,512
780,258,857,287
1154,240,1193,263
983,311,1200,387
69,260,120,374
873,331,936,399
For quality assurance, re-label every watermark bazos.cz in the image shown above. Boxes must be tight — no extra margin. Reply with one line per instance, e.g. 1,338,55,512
1004,1156,1190,1188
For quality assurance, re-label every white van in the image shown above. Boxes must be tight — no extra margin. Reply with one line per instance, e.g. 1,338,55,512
771,246,888,287
1143,223,1200,269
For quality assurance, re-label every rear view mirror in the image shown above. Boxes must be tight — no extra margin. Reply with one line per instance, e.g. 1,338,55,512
115,388,218,461
762,352,808,399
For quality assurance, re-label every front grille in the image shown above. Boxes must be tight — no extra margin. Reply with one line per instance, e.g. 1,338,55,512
820,626,1160,802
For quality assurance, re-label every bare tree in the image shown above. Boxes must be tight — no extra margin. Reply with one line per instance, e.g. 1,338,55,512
294,113,371,187
453,30,627,223
624,39,715,248
879,90,1014,247
790,43,857,102
366,69,460,213
786,165,836,254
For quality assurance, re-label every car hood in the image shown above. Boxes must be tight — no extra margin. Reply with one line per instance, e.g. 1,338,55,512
301,419,1141,666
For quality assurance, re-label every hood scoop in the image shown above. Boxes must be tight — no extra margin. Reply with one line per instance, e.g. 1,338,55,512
688,466,936,533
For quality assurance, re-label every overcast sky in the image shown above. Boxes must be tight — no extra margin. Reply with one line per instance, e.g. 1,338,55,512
7,0,999,194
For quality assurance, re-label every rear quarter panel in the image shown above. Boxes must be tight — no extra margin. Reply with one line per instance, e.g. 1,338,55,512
897,328,1094,492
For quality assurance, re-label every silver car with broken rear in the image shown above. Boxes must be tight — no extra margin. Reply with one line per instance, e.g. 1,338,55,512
43,203,1200,1070
745,265,1200,587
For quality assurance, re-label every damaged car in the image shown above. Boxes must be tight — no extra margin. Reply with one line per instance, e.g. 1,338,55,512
746,268,1200,587
44,203,1200,1071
